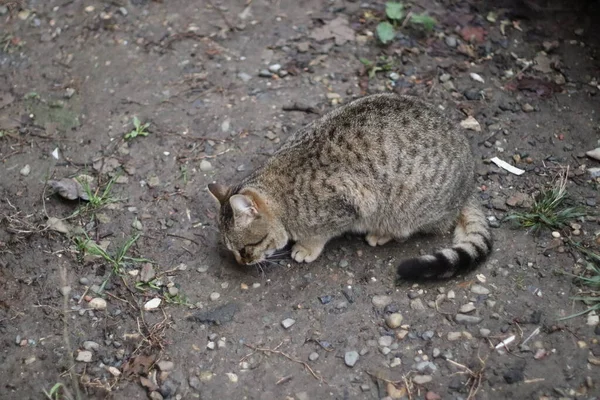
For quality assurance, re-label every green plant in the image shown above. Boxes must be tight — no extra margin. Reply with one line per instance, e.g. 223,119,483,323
559,240,600,320
376,2,436,44
359,56,394,79
164,292,192,306
505,173,586,232
43,383,72,400
124,116,150,140
78,174,120,211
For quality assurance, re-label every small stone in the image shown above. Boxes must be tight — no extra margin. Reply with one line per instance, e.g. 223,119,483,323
79,277,90,285
385,313,403,329
396,330,409,340
470,285,490,295
143,298,161,311
422,330,435,341
464,88,482,101
372,295,392,308
588,168,600,179
447,331,462,341
20,165,31,176
416,361,437,373
586,147,600,161
60,286,71,296
209,292,220,301
226,372,238,383
388,72,400,81
378,335,393,347
200,160,213,172
587,314,599,326
390,357,402,367
207,341,216,350
221,119,230,133
309,352,319,361
459,303,476,313
460,116,481,132
76,350,93,362
455,314,482,325
479,328,491,337
89,298,107,310
432,348,441,358
344,351,359,367
268,64,281,73
425,391,442,400
442,81,456,91
439,73,452,83
522,103,534,112
410,298,426,310
83,341,100,351
445,35,457,48
149,392,162,400
413,375,433,385
218,338,226,348
470,72,485,83
238,72,252,82
281,318,296,329
197,265,209,273
447,290,455,300
259,69,272,78
297,42,310,52
551,231,561,238
157,360,174,372
380,347,391,355
108,366,121,377
319,295,333,304
140,263,155,283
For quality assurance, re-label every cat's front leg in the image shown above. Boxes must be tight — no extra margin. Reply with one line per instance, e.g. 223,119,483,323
291,237,328,263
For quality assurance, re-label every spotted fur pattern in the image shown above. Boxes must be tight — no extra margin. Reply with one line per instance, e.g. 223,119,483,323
208,93,492,280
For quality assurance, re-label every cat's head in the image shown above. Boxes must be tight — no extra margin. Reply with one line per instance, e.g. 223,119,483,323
207,183,288,265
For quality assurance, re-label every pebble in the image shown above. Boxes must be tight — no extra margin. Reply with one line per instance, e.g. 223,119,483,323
459,303,476,313
445,35,457,47
344,351,359,367
372,295,392,308
83,341,100,351
447,331,462,341
157,360,174,372
197,265,209,273
226,372,238,383
416,361,437,373
108,366,121,377
140,263,155,283
79,277,90,285
207,341,216,350
470,285,490,295
439,73,452,83
238,72,252,82
413,375,433,385
200,160,213,172
464,88,482,100
385,313,403,329
460,116,481,132
20,165,31,176
143,298,161,311
425,392,442,400
422,330,435,341
281,318,296,329
378,335,393,347
319,295,333,304
522,103,535,112
309,352,319,361
587,314,599,326
380,347,391,355
390,357,402,367
410,298,426,310
209,292,220,301
447,290,455,300
268,64,281,73
470,73,485,83
479,328,491,337
388,72,400,81
455,314,482,325
432,348,441,358
89,298,107,310
76,350,93,362
259,69,272,78
586,147,600,161
551,231,561,238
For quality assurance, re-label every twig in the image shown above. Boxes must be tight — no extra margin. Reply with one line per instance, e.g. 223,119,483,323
243,342,326,383
206,0,235,31
401,11,414,28
59,266,83,400
166,233,200,246
282,102,320,114
524,378,545,384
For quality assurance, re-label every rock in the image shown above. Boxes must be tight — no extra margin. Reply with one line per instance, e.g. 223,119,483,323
309,352,319,361
445,35,457,47
460,116,481,132
459,303,476,313
297,42,310,52
425,391,442,400
46,217,71,234
144,298,161,311
455,314,482,325
259,69,272,78
140,263,155,283
589,168,600,179
422,330,434,341
522,103,535,112
380,347,391,355
209,292,220,301
76,350,93,362
410,298,426,310
344,351,359,367
20,165,31,176
157,360,174,372
83,341,100,351
226,372,238,383
378,335,393,347
470,73,485,83
268,64,281,73
439,73,452,83
586,147,600,161
200,160,213,172
207,341,216,350
188,303,239,325
543,40,559,52
319,295,333,304
464,88,482,100
432,348,441,358
480,328,491,337
388,72,400,81
390,357,402,367
442,81,456,91
416,361,437,373
149,392,163,400
413,375,433,385
281,318,296,329
470,284,490,295
447,290,455,300
587,314,599,326
89,298,107,310
295,392,309,400
447,331,462,341
551,231,561,238
385,313,403,329
372,295,392,308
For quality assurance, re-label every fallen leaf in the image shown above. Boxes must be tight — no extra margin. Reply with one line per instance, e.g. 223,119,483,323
460,26,486,43
0,92,15,110
92,157,121,174
510,77,562,98
123,354,156,378
48,178,89,201
46,217,71,234
310,16,355,46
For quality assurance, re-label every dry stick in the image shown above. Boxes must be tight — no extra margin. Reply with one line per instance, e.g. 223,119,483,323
243,342,325,383
205,0,235,30
60,265,83,400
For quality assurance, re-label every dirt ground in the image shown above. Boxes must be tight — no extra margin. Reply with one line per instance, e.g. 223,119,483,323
1,0,600,399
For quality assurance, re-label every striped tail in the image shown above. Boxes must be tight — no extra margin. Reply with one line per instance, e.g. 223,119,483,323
396,197,492,281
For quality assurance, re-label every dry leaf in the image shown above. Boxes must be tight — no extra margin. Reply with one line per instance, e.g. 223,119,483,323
123,354,156,378
310,16,355,46
48,178,89,201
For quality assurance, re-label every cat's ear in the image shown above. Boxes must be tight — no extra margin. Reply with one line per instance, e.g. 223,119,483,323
208,183,230,205
229,194,258,227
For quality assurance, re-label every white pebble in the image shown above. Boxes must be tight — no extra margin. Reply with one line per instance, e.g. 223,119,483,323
281,318,295,329
143,297,161,311
551,231,561,238
20,164,31,176
89,298,107,310
209,292,220,301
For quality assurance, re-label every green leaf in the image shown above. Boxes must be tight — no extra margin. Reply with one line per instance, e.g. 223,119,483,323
410,14,436,31
133,116,140,129
376,21,395,44
359,57,373,66
385,2,404,20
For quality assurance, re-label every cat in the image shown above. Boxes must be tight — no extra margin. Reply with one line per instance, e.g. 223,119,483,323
208,93,492,280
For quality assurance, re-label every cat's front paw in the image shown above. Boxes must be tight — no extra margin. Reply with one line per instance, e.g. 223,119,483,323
366,233,392,247
292,242,324,263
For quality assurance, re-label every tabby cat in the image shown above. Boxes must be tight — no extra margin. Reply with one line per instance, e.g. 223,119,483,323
208,94,492,280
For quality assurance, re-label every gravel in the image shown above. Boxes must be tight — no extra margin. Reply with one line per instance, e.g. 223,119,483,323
447,331,462,341
281,318,296,329
309,352,319,361
385,313,403,329
470,285,490,295
372,295,392,308
344,351,359,367
413,375,433,385
455,314,482,325
378,335,393,347
459,303,476,313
